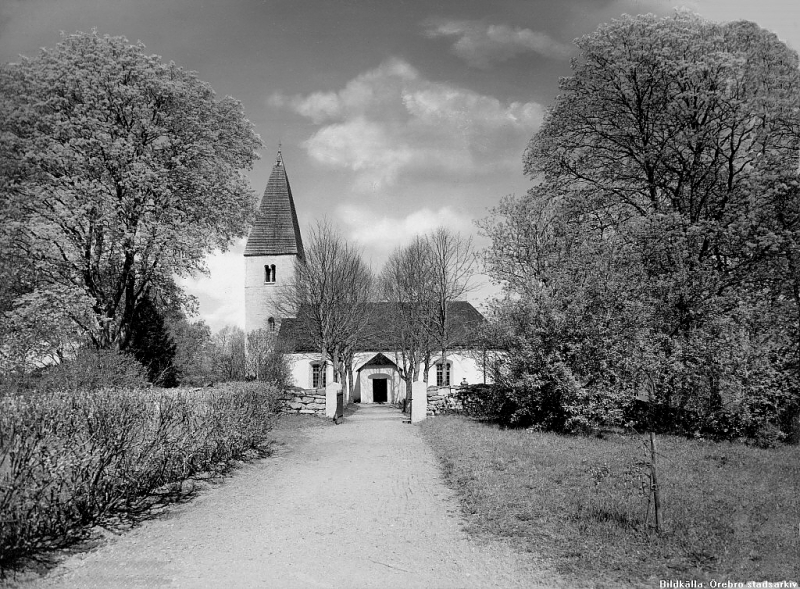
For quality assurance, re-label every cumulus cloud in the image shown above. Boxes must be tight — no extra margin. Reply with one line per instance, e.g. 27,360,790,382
271,58,543,190
423,19,574,68
336,204,473,263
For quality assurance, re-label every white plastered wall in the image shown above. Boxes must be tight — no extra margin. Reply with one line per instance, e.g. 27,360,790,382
286,349,492,397
424,351,488,388
244,253,297,334
287,352,333,389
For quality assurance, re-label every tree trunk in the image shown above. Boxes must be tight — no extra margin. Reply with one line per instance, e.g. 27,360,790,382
345,357,354,404
441,346,448,387
404,377,413,414
331,348,341,383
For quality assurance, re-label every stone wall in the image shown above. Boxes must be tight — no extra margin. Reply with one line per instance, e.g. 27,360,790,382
426,386,462,416
279,388,327,416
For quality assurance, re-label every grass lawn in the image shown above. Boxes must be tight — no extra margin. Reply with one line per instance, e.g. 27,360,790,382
420,415,800,587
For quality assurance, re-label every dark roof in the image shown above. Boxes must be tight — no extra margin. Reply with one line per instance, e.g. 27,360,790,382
358,353,397,369
244,151,304,257
278,301,485,353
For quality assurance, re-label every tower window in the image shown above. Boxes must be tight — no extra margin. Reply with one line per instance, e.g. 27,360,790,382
436,361,452,387
267,317,275,332
311,362,327,389
264,264,276,283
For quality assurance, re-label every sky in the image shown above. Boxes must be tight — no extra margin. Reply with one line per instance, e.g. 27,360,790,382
1,0,799,331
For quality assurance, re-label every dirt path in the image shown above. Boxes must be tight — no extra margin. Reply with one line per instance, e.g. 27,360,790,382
22,405,555,589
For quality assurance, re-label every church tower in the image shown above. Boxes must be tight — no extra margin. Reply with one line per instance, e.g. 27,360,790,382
244,150,304,334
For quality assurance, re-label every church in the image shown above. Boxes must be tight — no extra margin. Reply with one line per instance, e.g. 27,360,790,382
244,151,488,404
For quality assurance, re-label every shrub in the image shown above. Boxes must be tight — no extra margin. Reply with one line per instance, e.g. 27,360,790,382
0,382,281,569
457,383,515,423
34,348,149,392
459,360,625,432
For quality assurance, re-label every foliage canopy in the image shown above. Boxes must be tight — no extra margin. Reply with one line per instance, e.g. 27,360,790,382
481,13,800,439
0,31,262,363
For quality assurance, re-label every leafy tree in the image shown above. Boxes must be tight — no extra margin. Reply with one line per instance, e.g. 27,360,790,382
0,285,93,376
0,31,262,353
524,12,799,335
480,196,647,430
482,13,800,438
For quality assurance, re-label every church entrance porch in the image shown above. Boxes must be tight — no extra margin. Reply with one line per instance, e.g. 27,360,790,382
354,353,401,404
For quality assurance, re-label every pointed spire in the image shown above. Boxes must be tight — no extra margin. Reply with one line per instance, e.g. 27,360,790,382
244,149,304,258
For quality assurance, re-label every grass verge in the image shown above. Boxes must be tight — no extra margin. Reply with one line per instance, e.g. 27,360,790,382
420,415,800,587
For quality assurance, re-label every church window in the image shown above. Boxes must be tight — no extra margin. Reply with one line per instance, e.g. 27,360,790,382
267,317,275,332
436,361,452,387
264,264,276,283
312,362,327,389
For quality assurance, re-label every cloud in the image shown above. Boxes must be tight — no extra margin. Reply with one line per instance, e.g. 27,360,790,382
336,204,473,263
422,19,574,68
271,58,543,190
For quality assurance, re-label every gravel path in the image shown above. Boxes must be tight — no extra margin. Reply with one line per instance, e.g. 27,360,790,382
23,404,556,589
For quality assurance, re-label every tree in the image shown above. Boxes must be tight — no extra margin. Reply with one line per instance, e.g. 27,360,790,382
167,316,214,385
0,285,92,377
246,327,290,387
381,236,438,408
380,227,475,412
283,221,373,396
425,227,475,381
210,325,246,381
0,31,262,352
482,12,800,438
524,13,800,336
127,295,179,387
480,194,648,430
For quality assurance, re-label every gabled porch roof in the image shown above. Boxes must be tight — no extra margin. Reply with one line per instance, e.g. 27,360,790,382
356,352,398,372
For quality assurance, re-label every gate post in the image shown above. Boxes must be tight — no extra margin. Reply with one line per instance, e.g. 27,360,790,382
411,381,427,424
326,382,342,419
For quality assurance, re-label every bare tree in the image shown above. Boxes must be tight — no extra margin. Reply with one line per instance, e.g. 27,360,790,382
281,221,373,396
380,228,475,413
210,325,246,381
426,227,475,384
246,327,290,386
381,236,439,409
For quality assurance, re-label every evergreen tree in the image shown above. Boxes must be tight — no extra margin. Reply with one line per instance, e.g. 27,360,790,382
128,295,179,387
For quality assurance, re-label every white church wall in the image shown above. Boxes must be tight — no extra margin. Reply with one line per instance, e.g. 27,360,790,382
286,349,491,398
287,352,331,389
350,351,373,403
424,351,487,389
244,253,297,334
